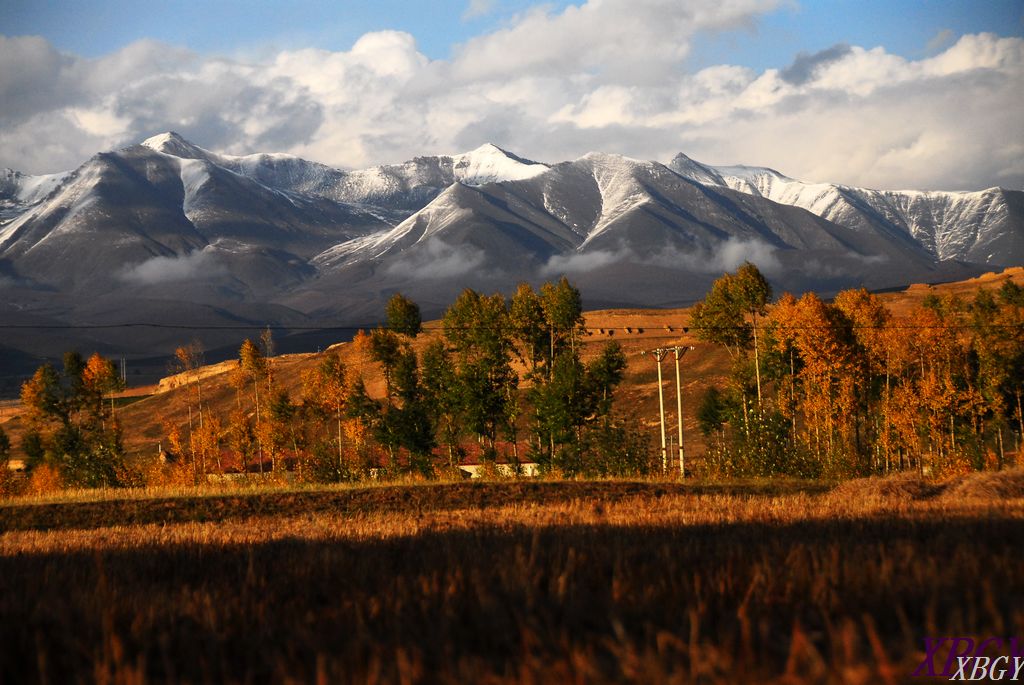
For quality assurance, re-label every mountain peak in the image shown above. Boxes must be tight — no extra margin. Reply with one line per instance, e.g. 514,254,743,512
466,142,506,155
140,131,208,160
668,153,794,186
451,143,548,185
668,152,726,185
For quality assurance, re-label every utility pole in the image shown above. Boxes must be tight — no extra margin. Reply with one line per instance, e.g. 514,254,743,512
673,346,694,477
644,345,694,477
642,348,670,472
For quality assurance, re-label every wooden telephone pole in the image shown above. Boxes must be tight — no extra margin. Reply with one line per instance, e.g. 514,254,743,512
642,345,694,476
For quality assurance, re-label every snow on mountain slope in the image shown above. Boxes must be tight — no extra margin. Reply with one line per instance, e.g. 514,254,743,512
573,153,659,247
1,169,71,205
328,143,548,210
0,133,1005,377
4,132,1013,305
140,132,547,214
669,153,1022,265
450,144,549,185
313,149,941,291
314,176,577,272
0,168,73,222
141,132,211,160
313,186,472,267
0,156,122,255
0,140,392,295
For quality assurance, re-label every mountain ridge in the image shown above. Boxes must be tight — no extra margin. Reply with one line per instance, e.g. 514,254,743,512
668,152,1020,264
0,132,1018,392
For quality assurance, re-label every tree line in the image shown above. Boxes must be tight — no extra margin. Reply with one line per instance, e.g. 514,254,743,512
6,267,1019,490
3,277,650,489
168,278,649,483
692,264,1024,478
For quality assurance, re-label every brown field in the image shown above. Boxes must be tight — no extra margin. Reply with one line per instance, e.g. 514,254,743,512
2,475,1023,684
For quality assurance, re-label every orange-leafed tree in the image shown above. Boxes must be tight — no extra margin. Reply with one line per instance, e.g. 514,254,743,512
302,351,350,477
237,339,268,472
20,352,125,486
785,293,859,475
833,288,890,470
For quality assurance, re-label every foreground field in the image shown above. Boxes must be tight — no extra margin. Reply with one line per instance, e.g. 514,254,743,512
2,477,1023,684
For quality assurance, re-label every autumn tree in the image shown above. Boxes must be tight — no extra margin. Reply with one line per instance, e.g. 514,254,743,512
833,288,891,470
0,426,10,463
368,328,404,398
420,339,463,466
302,350,350,478
528,340,628,473
540,277,585,364
19,352,125,486
83,353,123,418
962,287,1022,467
386,293,423,337
509,282,548,374
690,263,772,409
442,289,517,455
352,347,436,474
236,339,268,472
172,340,206,448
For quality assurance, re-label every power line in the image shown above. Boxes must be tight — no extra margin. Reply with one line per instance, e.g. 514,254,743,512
0,322,1020,332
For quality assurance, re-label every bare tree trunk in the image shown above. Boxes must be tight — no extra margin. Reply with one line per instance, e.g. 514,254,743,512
752,313,762,409
950,414,956,456
998,428,1005,470
789,348,796,443
197,379,204,429
253,379,263,474
1016,391,1023,443
884,350,891,473
188,403,196,481
337,408,343,472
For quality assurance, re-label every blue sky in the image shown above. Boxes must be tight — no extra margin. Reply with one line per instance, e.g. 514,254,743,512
5,0,1021,67
1,1,1022,190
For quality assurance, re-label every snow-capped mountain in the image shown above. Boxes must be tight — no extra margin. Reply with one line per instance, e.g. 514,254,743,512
0,167,72,220
0,132,1016,389
0,138,389,297
669,153,1022,265
298,151,966,316
140,132,547,212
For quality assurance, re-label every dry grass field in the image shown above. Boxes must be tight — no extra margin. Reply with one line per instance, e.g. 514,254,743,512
2,474,1022,684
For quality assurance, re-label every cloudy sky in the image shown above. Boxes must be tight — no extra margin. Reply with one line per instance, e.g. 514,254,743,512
2,0,1022,191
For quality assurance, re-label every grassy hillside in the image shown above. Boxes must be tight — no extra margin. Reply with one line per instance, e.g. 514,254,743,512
3,267,1022,470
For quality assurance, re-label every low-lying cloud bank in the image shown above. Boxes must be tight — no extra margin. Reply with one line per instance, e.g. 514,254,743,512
1,1,1022,191
384,239,488,280
120,249,224,285
542,237,782,277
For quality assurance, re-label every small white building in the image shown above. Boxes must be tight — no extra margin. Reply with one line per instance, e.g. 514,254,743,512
458,462,540,479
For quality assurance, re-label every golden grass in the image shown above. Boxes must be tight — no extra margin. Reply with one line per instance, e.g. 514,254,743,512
3,489,1021,555
2,478,1022,683
940,468,1024,500
829,468,1024,504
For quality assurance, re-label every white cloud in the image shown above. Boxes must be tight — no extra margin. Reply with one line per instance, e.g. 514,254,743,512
926,28,955,55
541,237,782,278
542,249,622,275
121,249,225,285
0,3,1021,191
462,0,496,21
647,238,782,275
383,239,487,279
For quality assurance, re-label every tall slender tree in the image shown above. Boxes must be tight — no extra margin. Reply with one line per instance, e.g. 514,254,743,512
386,293,423,337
